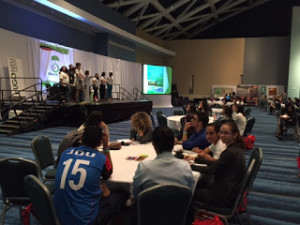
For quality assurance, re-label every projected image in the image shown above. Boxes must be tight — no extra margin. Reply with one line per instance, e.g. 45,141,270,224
143,64,172,95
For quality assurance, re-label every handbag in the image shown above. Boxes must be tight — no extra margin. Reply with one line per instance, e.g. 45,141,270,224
243,135,256,150
192,216,224,225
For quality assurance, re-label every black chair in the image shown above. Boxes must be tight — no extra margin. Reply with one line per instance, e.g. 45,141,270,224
192,147,263,225
244,107,252,118
156,110,163,117
31,135,56,181
0,158,38,225
24,175,61,225
173,110,184,115
149,111,156,128
243,117,255,137
137,184,192,225
157,114,168,127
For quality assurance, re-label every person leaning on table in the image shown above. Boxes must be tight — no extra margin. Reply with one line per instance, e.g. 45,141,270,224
130,111,152,144
54,126,127,225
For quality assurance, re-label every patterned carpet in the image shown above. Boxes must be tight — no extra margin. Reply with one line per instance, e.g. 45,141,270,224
0,106,299,225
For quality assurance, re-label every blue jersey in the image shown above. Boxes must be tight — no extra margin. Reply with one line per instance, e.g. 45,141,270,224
54,145,112,225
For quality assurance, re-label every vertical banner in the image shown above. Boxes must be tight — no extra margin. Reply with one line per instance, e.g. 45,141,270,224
39,41,73,85
7,57,24,93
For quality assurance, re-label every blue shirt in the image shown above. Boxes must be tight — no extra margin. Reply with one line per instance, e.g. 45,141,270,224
54,146,112,225
182,128,210,150
132,151,195,198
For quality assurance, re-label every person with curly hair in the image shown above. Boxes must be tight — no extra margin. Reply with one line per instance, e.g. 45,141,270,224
130,111,152,144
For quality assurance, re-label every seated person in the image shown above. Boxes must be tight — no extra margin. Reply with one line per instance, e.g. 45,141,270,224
231,104,247,136
130,112,152,144
216,105,232,122
191,121,246,209
182,112,210,150
198,98,212,116
132,126,195,198
174,113,195,144
185,103,197,114
54,126,127,225
56,111,120,167
277,103,297,138
185,123,226,164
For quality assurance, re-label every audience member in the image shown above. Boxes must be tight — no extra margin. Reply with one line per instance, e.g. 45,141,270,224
277,103,297,139
185,122,226,163
198,98,212,116
130,112,152,144
232,104,246,136
56,111,120,167
182,112,210,150
54,126,127,225
185,103,197,114
191,121,246,208
132,126,195,198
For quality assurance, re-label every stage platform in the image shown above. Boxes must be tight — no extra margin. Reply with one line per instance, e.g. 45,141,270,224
53,100,153,127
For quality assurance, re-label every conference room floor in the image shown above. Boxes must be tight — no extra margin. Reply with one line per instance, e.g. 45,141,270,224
0,106,300,225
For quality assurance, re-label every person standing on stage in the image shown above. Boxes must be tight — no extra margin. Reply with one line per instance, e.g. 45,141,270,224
59,65,70,102
68,64,76,102
92,73,100,101
107,71,113,100
100,72,106,101
75,62,85,102
84,70,92,102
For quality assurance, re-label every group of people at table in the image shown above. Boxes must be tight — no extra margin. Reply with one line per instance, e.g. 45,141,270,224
54,99,249,225
268,96,299,139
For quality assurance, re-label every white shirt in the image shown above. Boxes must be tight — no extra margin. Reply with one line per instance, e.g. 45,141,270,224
208,139,226,159
232,112,247,136
107,76,113,85
59,71,69,86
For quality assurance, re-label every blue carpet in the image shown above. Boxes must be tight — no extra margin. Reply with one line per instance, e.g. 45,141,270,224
0,106,300,225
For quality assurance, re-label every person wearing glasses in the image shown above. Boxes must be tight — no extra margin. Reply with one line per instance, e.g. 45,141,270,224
185,122,226,163
182,112,210,150
191,121,246,208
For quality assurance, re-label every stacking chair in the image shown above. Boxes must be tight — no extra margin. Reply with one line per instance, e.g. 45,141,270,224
149,111,156,128
0,158,38,225
243,117,256,137
173,110,184,115
157,113,168,127
31,135,56,181
137,184,192,225
24,175,61,225
192,147,263,225
244,108,252,118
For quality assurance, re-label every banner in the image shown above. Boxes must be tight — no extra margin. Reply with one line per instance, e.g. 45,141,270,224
7,57,24,93
39,41,73,85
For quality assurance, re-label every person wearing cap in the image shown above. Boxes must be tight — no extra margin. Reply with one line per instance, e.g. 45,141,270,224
107,71,113,100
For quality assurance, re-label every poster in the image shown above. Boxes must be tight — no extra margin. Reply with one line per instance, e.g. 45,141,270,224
7,57,24,93
39,41,73,85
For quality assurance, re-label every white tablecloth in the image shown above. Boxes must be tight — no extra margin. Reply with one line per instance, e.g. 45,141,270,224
107,143,200,193
211,108,223,117
167,115,185,131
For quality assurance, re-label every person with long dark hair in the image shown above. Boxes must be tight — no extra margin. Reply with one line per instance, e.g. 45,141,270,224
100,72,106,101
191,121,246,208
